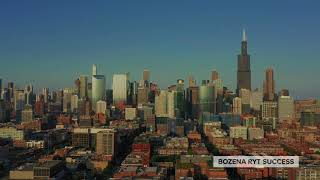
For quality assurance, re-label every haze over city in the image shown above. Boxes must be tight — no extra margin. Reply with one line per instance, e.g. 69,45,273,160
0,1,319,99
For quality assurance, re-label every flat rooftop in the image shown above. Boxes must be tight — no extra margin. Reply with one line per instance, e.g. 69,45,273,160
34,160,62,168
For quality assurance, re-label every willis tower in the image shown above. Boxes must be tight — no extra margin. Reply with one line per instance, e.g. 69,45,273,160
237,29,251,94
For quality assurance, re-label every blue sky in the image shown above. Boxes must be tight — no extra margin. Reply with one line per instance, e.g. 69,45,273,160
0,0,319,99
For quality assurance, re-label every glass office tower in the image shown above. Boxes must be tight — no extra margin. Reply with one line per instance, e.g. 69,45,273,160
199,81,216,115
92,75,106,110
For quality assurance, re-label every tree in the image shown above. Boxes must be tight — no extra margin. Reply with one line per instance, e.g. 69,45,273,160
194,174,208,180
99,164,114,180
77,163,87,171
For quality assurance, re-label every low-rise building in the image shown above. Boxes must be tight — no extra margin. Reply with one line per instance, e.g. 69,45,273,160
10,160,65,180
33,160,65,179
0,126,25,140
248,127,264,140
158,137,189,155
113,166,167,179
26,140,45,149
230,126,248,140
125,108,137,120
9,163,34,180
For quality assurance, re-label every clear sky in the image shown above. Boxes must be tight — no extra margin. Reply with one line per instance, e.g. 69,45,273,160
0,0,319,99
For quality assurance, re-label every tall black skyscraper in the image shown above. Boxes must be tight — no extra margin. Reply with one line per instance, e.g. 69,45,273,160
237,29,251,94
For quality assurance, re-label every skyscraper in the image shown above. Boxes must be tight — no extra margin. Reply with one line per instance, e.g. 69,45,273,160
79,75,88,98
137,86,149,105
22,104,33,123
199,81,216,115
143,69,150,82
263,68,276,101
211,70,219,82
250,89,263,111
188,76,196,87
8,82,14,102
213,78,223,92
42,88,49,104
96,100,107,114
262,101,278,119
112,73,129,105
14,89,25,111
71,94,79,113
92,64,97,76
167,91,176,118
14,89,24,122
155,90,168,117
34,99,44,116
78,98,91,116
87,83,92,101
237,29,251,93
176,79,185,118
63,88,73,113
91,64,106,110
186,86,199,119
278,95,294,123
233,97,242,115
130,81,139,106
96,129,117,156
74,78,81,96
92,75,106,110
239,88,251,113
24,84,33,105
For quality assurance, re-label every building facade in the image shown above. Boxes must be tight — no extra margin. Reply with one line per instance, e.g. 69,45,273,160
112,73,129,105
237,30,251,93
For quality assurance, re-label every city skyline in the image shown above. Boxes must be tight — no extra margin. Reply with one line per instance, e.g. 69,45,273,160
1,1,320,99
1,2,320,179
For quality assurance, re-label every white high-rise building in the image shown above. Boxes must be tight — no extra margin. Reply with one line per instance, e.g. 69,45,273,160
155,90,168,117
92,64,97,76
233,97,242,115
96,129,116,156
262,101,278,119
278,96,294,123
167,91,176,118
42,88,49,104
96,100,107,114
250,89,263,111
112,73,129,104
239,89,251,105
63,88,74,113
71,94,79,112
